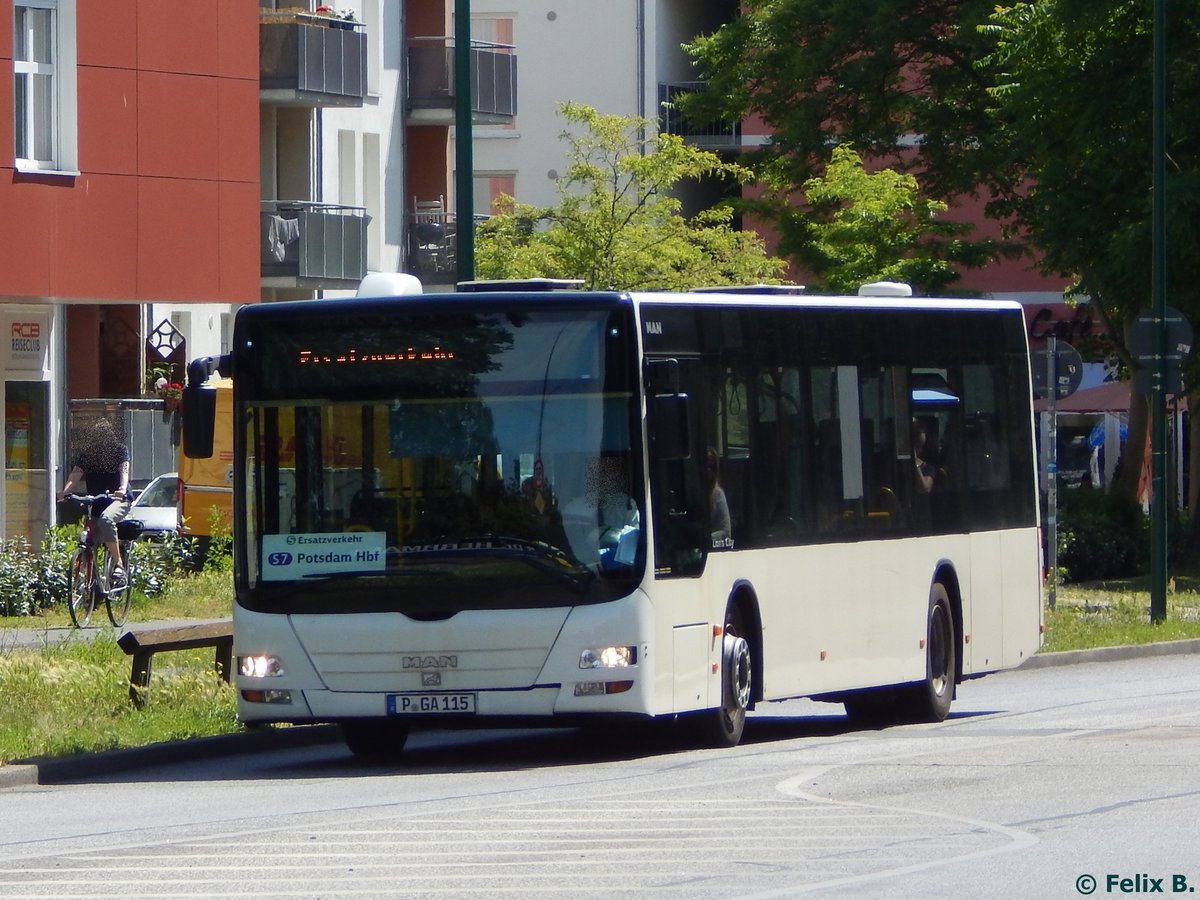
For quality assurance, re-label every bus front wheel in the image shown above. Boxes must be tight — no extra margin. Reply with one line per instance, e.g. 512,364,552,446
692,605,752,748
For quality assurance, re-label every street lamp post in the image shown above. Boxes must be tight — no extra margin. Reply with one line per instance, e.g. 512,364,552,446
454,0,475,286
1149,0,1167,622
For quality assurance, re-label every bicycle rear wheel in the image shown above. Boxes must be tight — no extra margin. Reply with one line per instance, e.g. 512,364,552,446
67,548,96,628
105,542,133,627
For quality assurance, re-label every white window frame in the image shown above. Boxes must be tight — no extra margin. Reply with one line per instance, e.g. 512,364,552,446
13,0,77,175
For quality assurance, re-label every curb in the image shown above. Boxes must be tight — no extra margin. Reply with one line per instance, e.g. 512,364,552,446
1019,637,1200,670
2,724,341,789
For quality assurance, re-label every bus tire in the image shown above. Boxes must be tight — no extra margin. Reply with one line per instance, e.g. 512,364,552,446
901,583,956,723
341,720,410,760
692,605,753,748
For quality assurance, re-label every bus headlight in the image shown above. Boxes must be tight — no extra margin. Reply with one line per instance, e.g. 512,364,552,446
579,646,636,669
239,654,285,678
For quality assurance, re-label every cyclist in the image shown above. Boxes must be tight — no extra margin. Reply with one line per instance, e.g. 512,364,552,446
57,418,132,585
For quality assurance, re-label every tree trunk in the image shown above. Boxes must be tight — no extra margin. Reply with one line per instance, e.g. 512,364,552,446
1113,387,1149,505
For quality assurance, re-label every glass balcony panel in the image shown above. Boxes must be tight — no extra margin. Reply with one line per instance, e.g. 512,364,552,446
261,203,369,287
406,39,516,124
261,14,366,107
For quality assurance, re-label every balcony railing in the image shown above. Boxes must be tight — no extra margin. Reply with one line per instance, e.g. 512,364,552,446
406,209,492,284
406,38,517,125
260,11,366,107
262,202,369,288
658,82,741,149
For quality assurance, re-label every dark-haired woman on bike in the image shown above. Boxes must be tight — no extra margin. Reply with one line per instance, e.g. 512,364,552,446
57,419,131,584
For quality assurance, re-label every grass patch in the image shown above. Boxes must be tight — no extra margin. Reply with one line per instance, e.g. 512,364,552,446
0,634,237,765
0,567,238,765
1044,585,1200,652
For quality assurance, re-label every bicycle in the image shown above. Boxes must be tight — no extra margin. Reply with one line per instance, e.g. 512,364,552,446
64,494,142,628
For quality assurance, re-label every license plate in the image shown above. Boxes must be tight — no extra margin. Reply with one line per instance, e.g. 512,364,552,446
387,692,477,715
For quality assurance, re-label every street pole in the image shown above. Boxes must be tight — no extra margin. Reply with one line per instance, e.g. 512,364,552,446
1046,335,1058,611
1149,0,1167,622
454,0,475,286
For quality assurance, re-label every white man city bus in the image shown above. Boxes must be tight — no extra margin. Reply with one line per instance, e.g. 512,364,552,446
182,281,1042,758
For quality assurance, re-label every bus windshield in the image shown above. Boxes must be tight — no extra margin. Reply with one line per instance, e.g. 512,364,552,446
237,303,643,615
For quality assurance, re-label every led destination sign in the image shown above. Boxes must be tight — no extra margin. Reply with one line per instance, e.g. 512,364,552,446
298,346,455,365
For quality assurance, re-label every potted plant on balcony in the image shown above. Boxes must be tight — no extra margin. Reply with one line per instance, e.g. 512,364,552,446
147,364,183,413
315,6,357,29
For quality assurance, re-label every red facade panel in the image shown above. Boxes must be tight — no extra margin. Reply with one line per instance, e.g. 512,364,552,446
77,67,138,175
0,186,52,298
218,79,260,183
138,72,221,181
135,0,221,77
76,4,137,68
137,178,221,301
217,0,261,80
53,175,139,299
219,181,261,301
0,1,259,303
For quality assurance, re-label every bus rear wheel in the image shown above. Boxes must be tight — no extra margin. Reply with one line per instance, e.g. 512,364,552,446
692,605,752,748
899,583,956,723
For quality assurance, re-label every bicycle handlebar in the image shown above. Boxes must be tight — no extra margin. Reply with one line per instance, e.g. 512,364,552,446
62,492,127,506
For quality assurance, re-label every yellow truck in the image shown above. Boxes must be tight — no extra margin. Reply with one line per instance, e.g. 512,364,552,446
177,377,233,555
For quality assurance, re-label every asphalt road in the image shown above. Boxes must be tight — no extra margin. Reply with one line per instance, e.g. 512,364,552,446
2,649,1200,898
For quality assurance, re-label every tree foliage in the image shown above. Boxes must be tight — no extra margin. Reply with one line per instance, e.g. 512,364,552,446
474,103,786,290
796,145,985,295
683,0,1016,287
978,1,1200,507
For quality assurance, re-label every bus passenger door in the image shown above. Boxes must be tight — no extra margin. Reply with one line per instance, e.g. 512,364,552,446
646,358,707,578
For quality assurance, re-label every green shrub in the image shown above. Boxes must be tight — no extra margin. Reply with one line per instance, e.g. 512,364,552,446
0,522,200,618
203,506,233,573
0,526,75,616
1056,488,1145,582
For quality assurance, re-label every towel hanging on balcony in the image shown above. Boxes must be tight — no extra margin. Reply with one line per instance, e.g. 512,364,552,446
267,215,300,262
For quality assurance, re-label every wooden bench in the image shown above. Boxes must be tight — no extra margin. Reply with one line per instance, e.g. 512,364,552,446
117,621,234,707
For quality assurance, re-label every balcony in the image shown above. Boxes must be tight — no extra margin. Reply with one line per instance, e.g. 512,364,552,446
260,11,366,107
406,38,517,125
658,82,741,150
406,205,493,285
261,202,369,289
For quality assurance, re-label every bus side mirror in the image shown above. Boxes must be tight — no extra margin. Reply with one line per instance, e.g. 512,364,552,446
182,355,226,459
182,385,216,458
652,393,690,461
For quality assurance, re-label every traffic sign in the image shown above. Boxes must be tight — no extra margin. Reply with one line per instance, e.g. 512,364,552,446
1130,307,1192,395
1031,340,1083,399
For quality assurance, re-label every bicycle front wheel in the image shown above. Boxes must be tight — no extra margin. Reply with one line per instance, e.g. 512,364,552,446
67,548,96,628
105,543,133,627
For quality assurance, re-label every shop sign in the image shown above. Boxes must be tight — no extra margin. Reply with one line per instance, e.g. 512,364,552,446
2,313,49,371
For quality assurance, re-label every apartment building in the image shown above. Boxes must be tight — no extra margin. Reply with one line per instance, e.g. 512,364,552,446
0,1,259,541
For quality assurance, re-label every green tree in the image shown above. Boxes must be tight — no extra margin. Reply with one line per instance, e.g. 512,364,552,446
683,0,1016,286
796,144,983,295
978,2,1200,513
474,103,786,290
